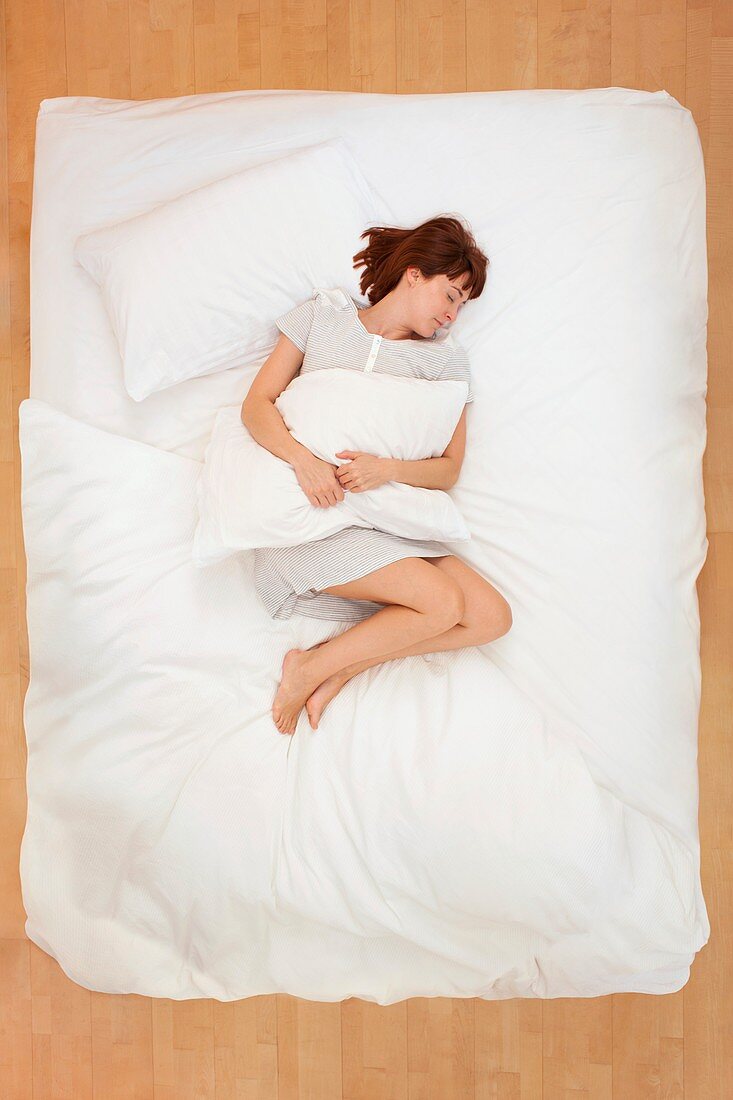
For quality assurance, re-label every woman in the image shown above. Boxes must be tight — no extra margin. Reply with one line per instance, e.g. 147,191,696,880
242,215,513,734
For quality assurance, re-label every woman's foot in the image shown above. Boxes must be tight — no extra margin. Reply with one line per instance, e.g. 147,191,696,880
305,672,349,730
272,649,322,735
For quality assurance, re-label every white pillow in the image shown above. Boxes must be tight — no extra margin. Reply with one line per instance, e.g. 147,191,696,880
193,369,471,563
73,139,393,403
276,367,466,463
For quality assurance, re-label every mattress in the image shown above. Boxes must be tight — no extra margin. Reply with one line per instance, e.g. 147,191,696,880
19,86,710,1003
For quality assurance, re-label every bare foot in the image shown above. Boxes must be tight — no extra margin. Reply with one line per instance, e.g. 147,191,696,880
305,672,349,730
272,649,321,735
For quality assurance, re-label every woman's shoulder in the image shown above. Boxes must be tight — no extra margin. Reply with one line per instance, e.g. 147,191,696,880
439,337,474,400
447,335,469,364
279,286,351,317
276,286,349,333
310,286,353,312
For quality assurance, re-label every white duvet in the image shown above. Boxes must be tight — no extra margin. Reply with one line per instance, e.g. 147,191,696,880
19,87,710,1002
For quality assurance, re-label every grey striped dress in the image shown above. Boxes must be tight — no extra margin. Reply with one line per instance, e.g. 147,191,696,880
253,286,474,623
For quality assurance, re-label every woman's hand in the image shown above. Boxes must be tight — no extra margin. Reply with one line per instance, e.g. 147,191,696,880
334,451,394,493
293,452,345,508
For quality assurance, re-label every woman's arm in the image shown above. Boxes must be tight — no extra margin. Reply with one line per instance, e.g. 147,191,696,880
242,335,347,508
385,456,456,491
385,406,467,490
241,334,313,468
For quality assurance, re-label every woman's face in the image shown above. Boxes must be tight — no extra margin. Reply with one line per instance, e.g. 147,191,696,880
410,269,471,337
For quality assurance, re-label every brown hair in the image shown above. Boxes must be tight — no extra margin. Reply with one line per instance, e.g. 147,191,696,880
352,215,489,305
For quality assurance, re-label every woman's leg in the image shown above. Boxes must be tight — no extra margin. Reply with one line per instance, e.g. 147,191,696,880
272,555,513,734
304,555,512,727
271,556,465,733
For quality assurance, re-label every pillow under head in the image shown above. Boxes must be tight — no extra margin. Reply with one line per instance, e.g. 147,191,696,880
74,139,394,402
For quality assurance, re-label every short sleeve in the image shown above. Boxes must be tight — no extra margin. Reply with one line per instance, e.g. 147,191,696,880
275,297,316,354
441,344,474,403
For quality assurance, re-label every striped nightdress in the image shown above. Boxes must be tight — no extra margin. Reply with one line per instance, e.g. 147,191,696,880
253,286,474,623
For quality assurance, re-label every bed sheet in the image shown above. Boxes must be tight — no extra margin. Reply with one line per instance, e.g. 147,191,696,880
19,86,710,1002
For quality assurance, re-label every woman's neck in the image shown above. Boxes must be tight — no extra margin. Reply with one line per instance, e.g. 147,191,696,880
356,292,423,341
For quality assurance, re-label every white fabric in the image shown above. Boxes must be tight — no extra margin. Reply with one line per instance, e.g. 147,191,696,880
21,87,710,1003
194,371,470,560
73,139,392,402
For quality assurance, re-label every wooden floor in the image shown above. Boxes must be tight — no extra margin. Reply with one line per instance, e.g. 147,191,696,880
1,1,730,1097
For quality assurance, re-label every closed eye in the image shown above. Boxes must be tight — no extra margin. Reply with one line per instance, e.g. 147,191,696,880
450,283,469,306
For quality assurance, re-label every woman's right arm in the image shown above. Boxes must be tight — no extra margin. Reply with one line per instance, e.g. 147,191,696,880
241,334,346,508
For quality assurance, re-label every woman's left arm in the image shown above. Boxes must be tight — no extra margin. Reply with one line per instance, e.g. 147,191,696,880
386,405,468,490
334,408,468,493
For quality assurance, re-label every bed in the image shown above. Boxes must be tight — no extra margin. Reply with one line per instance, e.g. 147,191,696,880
18,86,710,1003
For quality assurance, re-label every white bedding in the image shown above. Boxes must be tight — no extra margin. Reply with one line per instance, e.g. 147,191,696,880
19,87,710,1002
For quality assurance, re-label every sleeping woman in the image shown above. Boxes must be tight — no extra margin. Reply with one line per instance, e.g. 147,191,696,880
241,215,513,735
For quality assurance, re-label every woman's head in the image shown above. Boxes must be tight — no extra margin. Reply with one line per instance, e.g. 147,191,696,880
352,215,489,336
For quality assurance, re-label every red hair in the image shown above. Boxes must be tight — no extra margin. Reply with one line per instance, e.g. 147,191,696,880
352,215,489,305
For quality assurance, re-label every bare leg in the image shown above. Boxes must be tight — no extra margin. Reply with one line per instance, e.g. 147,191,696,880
272,554,513,734
272,605,454,733
305,618,496,729
271,557,464,734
